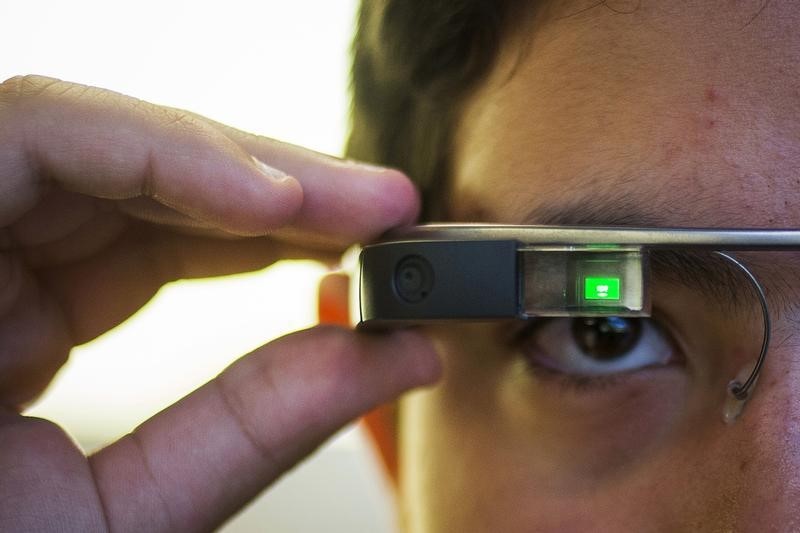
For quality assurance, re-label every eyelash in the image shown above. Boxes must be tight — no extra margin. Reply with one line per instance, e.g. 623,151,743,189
522,361,630,392
510,315,684,392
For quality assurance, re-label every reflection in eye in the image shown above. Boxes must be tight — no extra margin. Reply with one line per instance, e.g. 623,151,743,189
517,318,677,377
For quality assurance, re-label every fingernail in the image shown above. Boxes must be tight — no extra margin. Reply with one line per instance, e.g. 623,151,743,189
251,156,293,183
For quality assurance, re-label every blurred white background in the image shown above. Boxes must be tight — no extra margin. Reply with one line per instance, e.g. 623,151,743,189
1,1,396,531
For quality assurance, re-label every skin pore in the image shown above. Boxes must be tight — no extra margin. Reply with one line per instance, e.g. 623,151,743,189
397,2,800,532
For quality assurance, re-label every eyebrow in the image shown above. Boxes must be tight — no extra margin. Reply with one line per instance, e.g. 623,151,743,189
650,250,757,316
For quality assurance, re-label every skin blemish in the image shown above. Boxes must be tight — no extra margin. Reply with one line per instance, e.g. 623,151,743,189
703,86,729,107
684,114,716,152
661,142,683,163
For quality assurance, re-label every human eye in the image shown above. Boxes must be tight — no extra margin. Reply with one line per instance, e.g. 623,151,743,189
514,316,681,384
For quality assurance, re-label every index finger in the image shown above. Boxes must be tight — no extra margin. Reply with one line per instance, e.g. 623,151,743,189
182,118,423,247
0,75,419,242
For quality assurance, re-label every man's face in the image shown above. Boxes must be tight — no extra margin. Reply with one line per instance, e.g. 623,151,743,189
398,2,800,531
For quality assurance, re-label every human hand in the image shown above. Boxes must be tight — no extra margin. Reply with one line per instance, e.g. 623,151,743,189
0,75,441,531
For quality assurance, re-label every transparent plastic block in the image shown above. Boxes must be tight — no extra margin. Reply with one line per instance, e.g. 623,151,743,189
521,247,650,317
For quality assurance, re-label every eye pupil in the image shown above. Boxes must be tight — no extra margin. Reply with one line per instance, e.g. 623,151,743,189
571,317,642,361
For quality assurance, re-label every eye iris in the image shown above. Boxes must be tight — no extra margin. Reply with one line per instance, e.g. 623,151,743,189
571,317,642,361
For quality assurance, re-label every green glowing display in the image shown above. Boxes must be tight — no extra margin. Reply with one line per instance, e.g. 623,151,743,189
584,276,621,300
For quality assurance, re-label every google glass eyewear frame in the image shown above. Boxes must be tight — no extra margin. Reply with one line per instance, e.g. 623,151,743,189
354,224,800,403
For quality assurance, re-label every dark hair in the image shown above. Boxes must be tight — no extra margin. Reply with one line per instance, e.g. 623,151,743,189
346,0,529,220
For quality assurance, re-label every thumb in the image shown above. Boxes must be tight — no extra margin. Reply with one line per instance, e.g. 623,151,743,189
89,326,440,532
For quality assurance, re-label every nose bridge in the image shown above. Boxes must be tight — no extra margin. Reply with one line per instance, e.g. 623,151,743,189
731,336,800,529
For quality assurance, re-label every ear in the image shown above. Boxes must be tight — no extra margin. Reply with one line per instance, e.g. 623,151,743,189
317,272,399,486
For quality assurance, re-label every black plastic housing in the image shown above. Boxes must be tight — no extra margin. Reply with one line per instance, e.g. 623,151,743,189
358,240,519,326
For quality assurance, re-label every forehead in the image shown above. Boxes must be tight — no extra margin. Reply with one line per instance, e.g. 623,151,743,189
451,1,800,228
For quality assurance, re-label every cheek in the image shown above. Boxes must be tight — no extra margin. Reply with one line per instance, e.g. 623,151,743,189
397,327,503,532
397,324,764,532
496,364,689,485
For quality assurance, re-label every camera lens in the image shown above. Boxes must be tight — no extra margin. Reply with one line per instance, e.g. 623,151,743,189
394,255,434,303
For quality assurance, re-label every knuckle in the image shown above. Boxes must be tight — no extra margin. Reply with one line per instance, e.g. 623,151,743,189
155,107,214,140
0,75,64,110
160,109,195,129
0,75,138,114
0,76,110,132
0,415,72,455
216,365,287,463
216,326,368,459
